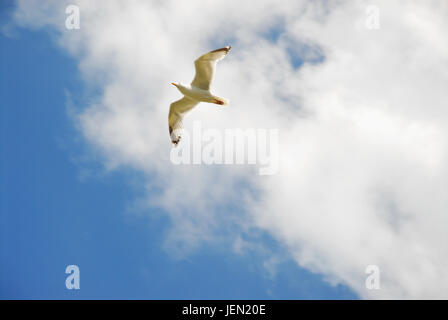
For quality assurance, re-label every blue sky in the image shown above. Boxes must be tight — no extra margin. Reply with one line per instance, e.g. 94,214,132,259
0,2,358,299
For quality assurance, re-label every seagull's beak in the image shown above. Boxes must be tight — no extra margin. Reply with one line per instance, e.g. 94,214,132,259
171,82,177,86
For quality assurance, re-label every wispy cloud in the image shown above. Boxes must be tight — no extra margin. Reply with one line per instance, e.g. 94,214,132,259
13,0,448,298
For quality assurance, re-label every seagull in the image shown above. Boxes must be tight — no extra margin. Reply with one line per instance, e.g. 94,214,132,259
168,46,231,146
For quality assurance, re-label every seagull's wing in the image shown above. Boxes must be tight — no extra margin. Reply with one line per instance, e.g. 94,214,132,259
191,46,231,91
168,96,199,146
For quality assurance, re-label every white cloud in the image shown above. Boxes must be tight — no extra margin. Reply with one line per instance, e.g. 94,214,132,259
13,0,448,298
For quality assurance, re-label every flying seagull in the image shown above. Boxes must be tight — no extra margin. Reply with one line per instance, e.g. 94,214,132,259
168,46,231,146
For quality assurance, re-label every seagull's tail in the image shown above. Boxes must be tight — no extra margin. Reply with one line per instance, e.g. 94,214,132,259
213,96,229,106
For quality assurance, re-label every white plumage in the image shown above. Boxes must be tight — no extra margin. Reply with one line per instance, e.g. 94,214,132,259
168,46,231,146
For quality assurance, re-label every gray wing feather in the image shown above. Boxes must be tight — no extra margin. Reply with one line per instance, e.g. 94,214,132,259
168,96,198,146
191,46,231,90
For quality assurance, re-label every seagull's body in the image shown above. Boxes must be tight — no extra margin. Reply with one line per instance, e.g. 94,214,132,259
169,46,231,146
